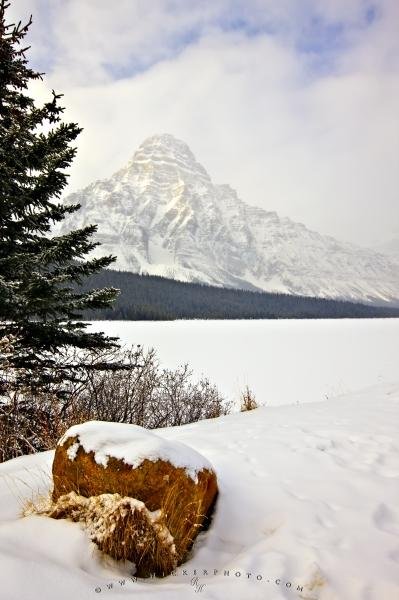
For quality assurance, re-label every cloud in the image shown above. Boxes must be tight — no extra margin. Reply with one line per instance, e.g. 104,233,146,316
7,0,399,246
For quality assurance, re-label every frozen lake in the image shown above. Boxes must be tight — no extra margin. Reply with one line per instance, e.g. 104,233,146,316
89,319,399,407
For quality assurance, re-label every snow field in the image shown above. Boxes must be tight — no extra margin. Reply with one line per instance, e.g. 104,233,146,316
0,381,398,599
0,319,398,599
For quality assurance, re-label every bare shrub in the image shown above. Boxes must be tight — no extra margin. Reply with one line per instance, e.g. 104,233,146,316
240,385,258,412
0,388,89,462
1,344,231,462
62,345,231,428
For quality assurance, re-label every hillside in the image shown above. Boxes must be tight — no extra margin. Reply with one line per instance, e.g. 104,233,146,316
79,269,399,320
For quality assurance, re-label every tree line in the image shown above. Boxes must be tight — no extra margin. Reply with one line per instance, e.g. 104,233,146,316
79,269,399,320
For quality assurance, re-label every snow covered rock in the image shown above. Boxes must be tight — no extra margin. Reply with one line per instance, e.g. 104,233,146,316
52,421,218,569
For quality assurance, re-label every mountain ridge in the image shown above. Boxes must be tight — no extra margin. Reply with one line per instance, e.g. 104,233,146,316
60,133,399,304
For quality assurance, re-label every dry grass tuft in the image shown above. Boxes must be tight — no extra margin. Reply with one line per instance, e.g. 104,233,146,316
45,491,177,577
240,385,258,412
160,469,216,560
22,492,52,517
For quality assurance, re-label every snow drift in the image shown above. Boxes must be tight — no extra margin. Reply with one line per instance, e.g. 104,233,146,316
1,381,398,599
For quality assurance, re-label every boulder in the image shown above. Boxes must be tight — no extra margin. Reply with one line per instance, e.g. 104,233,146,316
52,421,218,572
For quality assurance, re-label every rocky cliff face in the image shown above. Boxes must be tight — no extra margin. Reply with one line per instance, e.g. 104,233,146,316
60,133,399,303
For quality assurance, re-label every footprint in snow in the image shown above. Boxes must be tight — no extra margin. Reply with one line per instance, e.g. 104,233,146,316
373,503,399,536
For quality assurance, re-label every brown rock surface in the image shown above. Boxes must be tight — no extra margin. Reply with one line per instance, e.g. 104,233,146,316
52,422,218,570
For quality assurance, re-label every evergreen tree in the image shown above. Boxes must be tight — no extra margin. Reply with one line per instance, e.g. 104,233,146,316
0,1,120,390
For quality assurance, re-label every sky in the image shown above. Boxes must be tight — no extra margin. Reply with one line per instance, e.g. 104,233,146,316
8,0,399,247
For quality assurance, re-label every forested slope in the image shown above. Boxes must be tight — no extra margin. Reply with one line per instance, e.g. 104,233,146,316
78,269,399,320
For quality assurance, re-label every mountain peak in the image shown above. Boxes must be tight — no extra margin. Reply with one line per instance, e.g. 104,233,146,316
126,133,209,181
133,133,195,162
61,135,399,304
140,133,189,148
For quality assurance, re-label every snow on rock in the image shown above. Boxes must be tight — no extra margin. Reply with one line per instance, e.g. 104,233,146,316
58,420,213,483
52,420,219,574
1,381,399,598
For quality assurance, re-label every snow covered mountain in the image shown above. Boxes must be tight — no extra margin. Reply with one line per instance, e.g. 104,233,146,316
61,133,399,303
374,238,399,264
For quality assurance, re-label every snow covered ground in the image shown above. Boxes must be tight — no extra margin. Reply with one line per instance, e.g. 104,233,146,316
90,319,399,407
0,320,398,599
